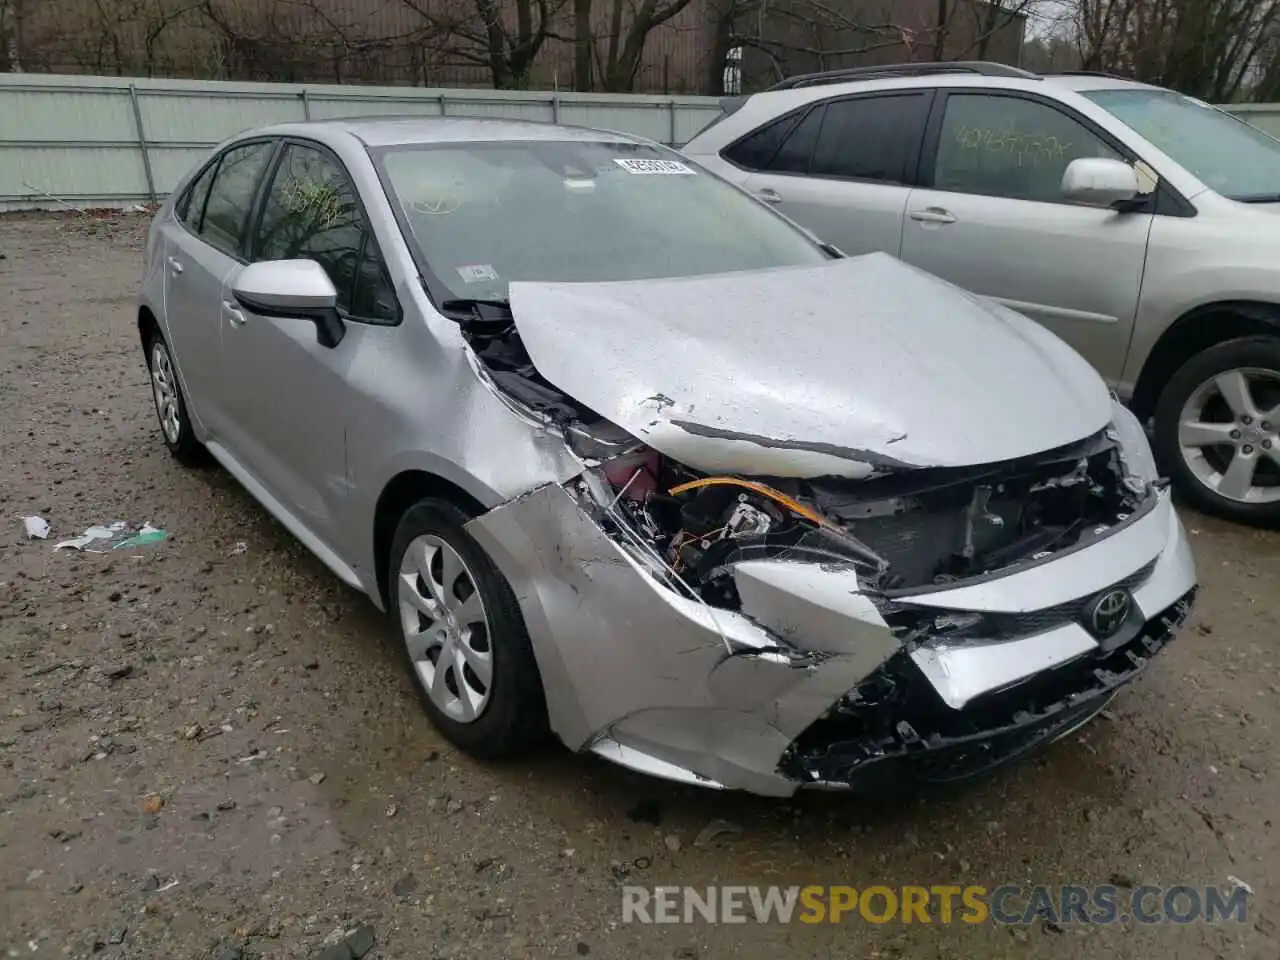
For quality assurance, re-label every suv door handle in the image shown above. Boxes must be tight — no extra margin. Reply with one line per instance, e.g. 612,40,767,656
166,256,184,275
757,188,783,204
909,207,956,225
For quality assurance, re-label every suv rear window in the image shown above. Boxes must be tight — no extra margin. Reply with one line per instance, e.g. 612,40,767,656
723,92,929,183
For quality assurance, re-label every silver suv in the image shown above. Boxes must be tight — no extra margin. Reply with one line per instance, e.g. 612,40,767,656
684,62,1280,528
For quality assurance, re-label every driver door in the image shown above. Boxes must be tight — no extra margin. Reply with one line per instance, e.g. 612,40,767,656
219,141,399,549
899,91,1154,382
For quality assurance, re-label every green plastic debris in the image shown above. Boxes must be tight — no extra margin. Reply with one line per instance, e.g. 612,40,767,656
112,525,168,550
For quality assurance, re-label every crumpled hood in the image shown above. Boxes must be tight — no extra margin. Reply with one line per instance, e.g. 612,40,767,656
508,253,1112,478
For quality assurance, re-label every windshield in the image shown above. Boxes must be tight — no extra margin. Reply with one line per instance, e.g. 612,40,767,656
1082,88,1280,201
377,140,828,301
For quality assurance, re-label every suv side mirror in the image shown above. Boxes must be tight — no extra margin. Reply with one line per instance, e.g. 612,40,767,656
232,260,346,348
1061,157,1141,208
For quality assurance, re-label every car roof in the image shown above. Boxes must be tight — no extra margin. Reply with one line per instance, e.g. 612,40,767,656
1040,73,1170,93
249,116,653,148
738,70,1165,110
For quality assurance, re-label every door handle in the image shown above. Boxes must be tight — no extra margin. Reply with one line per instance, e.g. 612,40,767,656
166,256,184,275
222,299,247,328
909,207,957,225
757,188,783,204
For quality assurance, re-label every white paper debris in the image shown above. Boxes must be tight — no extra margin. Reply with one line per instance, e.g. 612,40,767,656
54,523,124,551
1227,875,1254,895
22,516,51,539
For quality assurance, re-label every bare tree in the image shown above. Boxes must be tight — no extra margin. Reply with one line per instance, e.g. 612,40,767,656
404,0,569,88
1072,0,1280,100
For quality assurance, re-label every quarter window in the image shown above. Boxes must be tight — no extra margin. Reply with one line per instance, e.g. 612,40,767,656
810,93,930,183
932,94,1124,203
767,106,825,173
253,144,398,324
722,110,805,170
200,141,276,257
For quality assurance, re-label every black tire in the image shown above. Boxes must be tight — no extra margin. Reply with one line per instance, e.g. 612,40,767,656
1153,335,1280,528
387,498,548,759
144,330,207,466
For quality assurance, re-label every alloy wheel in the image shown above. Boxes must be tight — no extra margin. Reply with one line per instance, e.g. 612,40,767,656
150,340,182,445
397,534,493,723
1177,366,1280,505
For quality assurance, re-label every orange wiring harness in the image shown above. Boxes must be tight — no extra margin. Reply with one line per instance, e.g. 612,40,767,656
667,477,828,528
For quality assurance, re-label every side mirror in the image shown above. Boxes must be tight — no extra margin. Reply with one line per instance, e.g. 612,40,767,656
231,260,346,349
1061,157,1141,208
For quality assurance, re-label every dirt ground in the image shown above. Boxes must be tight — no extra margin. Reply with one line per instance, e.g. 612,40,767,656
0,213,1277,960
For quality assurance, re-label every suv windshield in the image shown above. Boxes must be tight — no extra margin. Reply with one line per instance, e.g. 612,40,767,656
1082,88,1280,202
377,140,828,301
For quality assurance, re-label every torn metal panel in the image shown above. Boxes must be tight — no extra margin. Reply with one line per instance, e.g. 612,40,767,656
507,253,1113,476
731,560,898,664
910,624,1099,710
464,481,911,793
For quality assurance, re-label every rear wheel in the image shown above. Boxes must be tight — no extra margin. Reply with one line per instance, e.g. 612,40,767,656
145,331,206,466
387,498,548,758
1153,336,1280,527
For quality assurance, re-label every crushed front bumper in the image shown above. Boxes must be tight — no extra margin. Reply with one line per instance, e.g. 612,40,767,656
465,483,1197,797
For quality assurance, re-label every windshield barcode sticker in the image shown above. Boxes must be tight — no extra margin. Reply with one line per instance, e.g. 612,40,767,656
457,264,499,283
613,158,696,175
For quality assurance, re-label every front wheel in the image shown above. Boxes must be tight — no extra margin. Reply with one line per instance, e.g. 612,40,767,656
1153,336,1280,527
387,498,548,758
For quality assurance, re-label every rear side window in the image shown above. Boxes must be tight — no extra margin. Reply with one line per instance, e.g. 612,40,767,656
178,162,217,230
200,141,276,258
810,93,930,183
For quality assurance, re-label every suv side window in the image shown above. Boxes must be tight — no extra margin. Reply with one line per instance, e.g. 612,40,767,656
200,141,276,257
767,106,825,173
253,143,398,324
722,110,806,170
931,93,1124,203
810,93,930,183
178,161,217,230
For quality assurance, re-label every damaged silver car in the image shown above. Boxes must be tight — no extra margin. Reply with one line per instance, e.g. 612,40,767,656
137,118,1198,796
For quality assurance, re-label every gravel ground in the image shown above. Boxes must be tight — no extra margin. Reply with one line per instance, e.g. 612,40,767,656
1,213,1277,960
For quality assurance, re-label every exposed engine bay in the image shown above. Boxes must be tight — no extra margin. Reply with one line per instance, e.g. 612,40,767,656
454,304,1154,606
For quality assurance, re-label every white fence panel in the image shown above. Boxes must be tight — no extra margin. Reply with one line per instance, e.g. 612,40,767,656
5,72,1280,211
0,73,724,210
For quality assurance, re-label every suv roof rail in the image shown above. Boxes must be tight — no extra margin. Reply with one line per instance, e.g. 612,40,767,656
1044,70,1133,80
764,60,1039,91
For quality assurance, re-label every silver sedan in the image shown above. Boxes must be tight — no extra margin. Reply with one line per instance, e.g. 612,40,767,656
137,117,1197,795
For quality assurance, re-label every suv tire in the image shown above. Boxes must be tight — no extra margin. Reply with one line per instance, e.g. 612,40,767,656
1153,335,1280,528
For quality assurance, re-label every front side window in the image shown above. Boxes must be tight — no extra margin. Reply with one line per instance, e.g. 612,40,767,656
378,140,828,303
252,144,398,323
1083,88,1280,202
932,94,1123,203
810,93,930,183
200,141,276,257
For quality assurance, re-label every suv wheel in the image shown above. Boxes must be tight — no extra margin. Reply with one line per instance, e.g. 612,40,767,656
387,498,548,758
1153,336,1280,527
146,332,206,465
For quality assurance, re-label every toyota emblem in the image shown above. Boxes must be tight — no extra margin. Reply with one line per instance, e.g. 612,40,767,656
1088,588,1133,638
